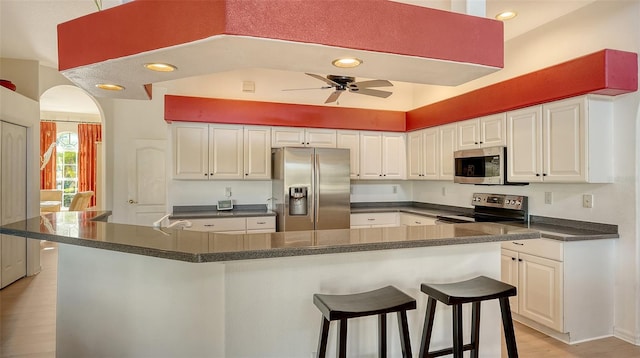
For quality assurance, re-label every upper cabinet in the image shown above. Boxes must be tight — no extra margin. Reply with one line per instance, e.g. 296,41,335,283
507,95,613,183
172,123,271,180
457,113,506,150
407,127,439,180
271,127,336,148
359,132,406,180
336,130,360,179
438,123,457,180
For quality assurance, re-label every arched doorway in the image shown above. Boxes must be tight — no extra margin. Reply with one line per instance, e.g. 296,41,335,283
39,85,105,211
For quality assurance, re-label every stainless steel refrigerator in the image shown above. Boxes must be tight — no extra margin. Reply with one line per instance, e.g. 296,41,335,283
272,147,350,231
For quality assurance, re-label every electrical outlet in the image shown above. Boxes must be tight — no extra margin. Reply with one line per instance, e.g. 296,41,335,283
544,192,553,205
442,187,447,196
392,185,397,194
583,194,594,208
225,187,232,197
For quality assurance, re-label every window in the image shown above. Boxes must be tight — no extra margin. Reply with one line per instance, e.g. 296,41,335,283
56,132,78,208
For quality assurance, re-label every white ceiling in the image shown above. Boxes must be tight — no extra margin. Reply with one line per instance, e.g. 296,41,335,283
0,0,596,114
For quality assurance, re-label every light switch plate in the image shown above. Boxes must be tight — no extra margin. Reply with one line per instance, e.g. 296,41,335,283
545,192,553,205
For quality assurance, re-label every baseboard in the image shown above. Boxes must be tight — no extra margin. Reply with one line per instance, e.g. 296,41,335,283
614,327,640,345
513,314,571,344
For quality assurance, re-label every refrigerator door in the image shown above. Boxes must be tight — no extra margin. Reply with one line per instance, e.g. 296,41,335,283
315,148,351,230
281,148,315,232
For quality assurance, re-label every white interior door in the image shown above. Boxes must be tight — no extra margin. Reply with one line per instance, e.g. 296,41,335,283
1,121,27,288
127,139,167,226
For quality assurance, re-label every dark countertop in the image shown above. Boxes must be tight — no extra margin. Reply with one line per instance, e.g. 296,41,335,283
0,211,539,263
169,204,275,219
351,202,619,242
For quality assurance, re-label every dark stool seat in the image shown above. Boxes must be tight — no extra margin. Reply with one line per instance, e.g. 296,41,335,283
313,285,416,358
419,276,518,358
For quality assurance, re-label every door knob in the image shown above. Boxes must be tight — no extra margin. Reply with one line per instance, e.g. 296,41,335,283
128,199,138,204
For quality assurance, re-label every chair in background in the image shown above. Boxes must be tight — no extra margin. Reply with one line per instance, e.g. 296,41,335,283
40,189,63,212
68,191,94,211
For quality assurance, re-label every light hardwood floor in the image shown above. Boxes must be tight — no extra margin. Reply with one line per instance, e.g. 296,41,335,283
2,242,640,357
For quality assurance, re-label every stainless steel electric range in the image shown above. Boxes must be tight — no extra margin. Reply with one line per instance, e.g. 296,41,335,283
436,193,528,224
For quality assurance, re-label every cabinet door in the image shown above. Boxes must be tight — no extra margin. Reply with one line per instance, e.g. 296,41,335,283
507,106,543,182
438,124,457,180
400,213,437,226
209,125,243,179
271,127,305,147
244,127,271,179
423,128,439,180
500,249,519,313
519,253,563,332
381,133,406,179
172,124,209,179
543,97,585,182
457,119,480,150
480,113,506,147
359,132,383,179
305,129,337,148
407,131,424,179
336,130,360,179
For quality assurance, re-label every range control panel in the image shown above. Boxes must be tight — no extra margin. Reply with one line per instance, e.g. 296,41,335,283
472,193,527,210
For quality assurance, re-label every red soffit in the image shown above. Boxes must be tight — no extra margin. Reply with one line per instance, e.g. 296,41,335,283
57,0,503,100
406,49,638,131
165,96,406,132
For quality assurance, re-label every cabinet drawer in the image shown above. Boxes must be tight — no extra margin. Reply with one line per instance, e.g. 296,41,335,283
246,216,275,230
350,213,398,227
400,213,437,226
189,218,246,232
501,238,563,261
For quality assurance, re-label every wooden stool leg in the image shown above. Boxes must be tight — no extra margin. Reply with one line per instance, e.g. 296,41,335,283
499,297,519,358
452,304,463,358
397,310,413,358
337,318,348,358
317,317,330,358
378,314,387,358
470,301,481,358
419,297,437,357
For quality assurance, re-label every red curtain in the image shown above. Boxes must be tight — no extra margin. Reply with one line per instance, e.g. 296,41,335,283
40,121,57,189
78,123,102,207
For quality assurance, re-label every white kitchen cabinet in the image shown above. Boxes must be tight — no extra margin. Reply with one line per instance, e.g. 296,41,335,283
336,130,360,179
246,216,276,233
350,212,399,228
457,113,506,150
173,123,271,180
181,216,275,234
271,127,336,148
407,128,439,180
438,123,457,180
507,96,613,183
243,126,271,179
359,132,406,180
501,237,614,343
399,213,437,226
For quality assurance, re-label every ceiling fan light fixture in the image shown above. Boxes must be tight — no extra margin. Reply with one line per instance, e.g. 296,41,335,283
96,83,125,91
144,63,178,72
495,10,517,21
332,57,363,68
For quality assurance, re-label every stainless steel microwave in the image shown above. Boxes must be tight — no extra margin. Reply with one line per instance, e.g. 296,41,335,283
454,146,507,185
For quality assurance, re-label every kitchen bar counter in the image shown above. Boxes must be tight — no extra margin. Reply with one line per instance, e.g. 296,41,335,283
1,210,539,263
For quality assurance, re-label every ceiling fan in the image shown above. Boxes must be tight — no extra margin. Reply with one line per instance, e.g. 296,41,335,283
283,73,394,103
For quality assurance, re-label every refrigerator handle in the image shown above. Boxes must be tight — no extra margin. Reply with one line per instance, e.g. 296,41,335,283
309,153,315,224
315,153,320,224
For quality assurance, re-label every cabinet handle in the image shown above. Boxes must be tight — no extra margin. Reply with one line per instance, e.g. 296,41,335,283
535,173,540,177
543,173,547,176
257,221,266,224
511,257,516,261
518,258,523,262
475,142,479,145
367,218,375,221
479,141,483,144
513,242,524,245
210,173,214,176
383,174,386,176
245,173,249,176
204,173,208,176
204,224,215,227
415,221,421,224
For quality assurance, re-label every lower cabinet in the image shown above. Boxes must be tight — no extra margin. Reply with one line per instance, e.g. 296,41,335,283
400,213,437,226
350,213,399,228
177,216,276,251
501,238,614,343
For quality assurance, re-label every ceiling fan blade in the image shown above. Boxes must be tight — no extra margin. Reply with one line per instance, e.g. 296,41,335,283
351,79,393,88
351,88,393,98
325,90,343,103
306,73,340,87
282,86,332,91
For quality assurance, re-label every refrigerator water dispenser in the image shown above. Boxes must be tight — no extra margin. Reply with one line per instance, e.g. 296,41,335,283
289,187,308,216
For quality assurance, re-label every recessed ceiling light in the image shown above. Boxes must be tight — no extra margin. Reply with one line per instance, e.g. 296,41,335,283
95,83,125,91
495,10,517,21
332,58,363,68
144,63,178,72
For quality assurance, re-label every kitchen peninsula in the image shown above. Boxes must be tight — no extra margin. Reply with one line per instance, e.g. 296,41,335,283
2,211,542,357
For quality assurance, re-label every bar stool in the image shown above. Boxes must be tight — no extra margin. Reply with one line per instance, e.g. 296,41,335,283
419,276,518,358
313,285,416,358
